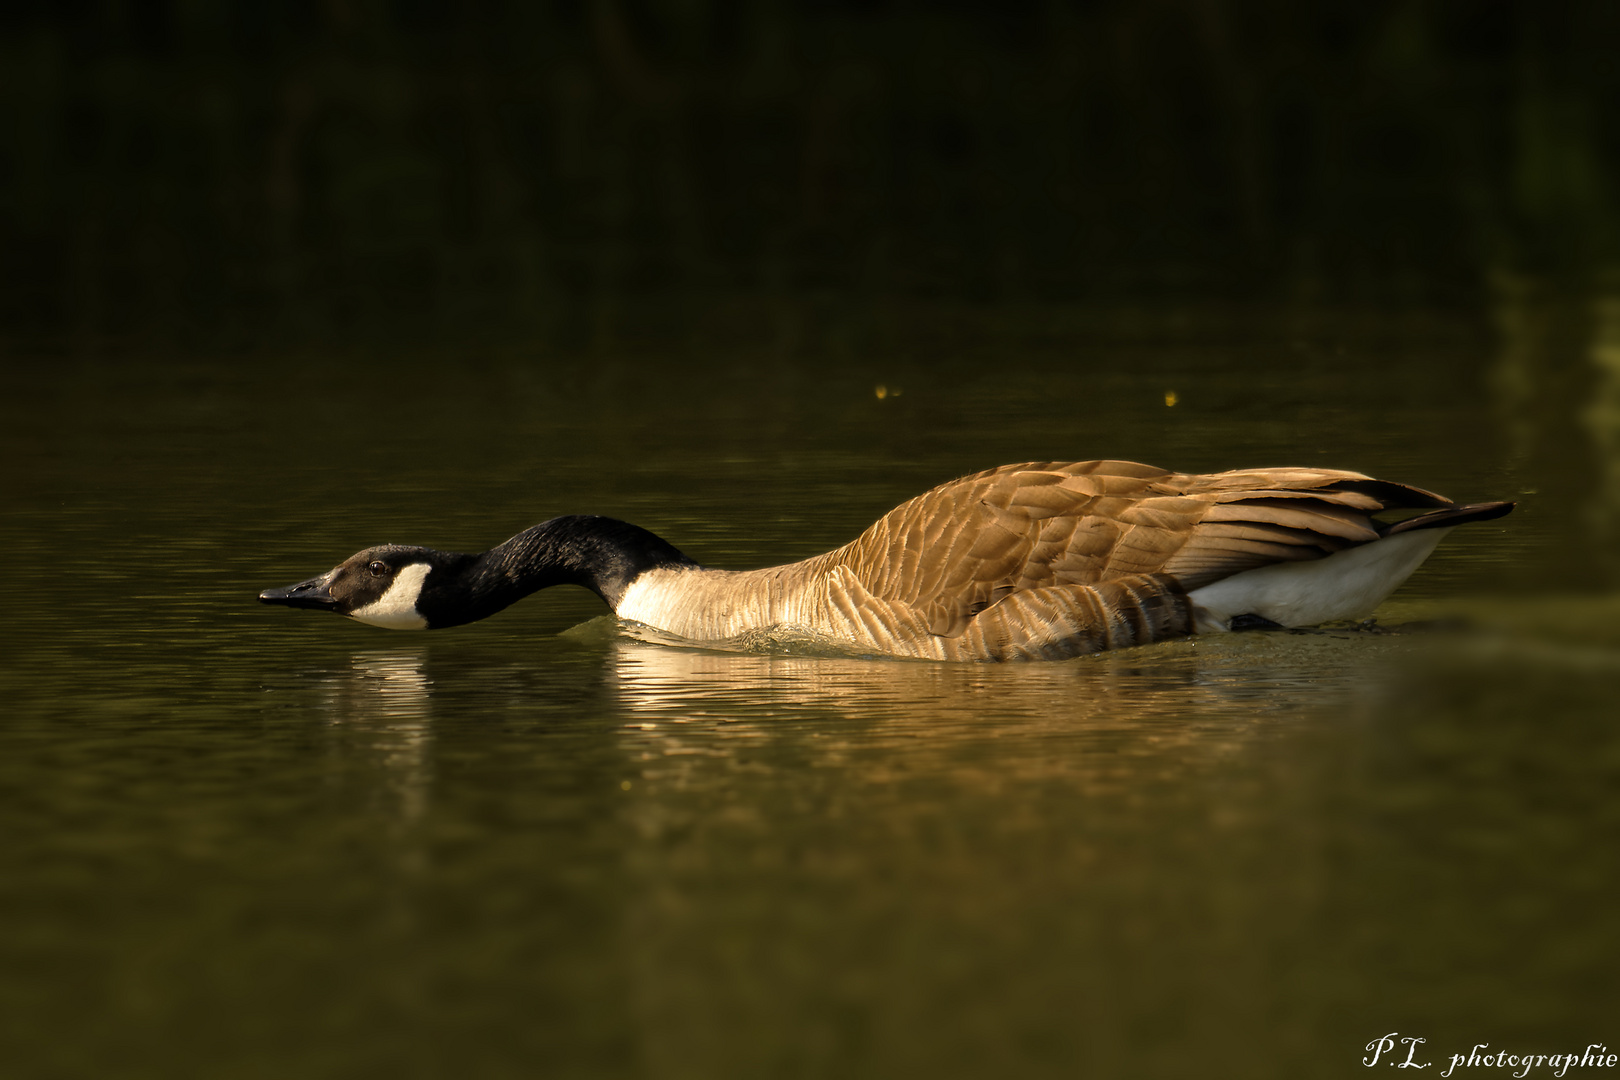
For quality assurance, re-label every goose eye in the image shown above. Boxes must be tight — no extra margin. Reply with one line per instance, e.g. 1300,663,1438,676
367,560,389,578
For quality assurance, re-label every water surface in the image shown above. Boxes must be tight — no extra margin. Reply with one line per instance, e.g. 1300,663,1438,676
2,294,1615,1079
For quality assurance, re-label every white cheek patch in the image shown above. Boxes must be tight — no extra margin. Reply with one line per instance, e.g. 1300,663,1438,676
349,562,432,629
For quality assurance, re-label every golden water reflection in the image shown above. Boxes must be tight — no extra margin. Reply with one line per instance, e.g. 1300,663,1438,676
596,630,1411,812
317,651,436,834
589,632,1414,1078
603,631,1397,726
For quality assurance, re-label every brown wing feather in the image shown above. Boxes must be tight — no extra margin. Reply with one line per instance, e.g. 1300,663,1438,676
826,460,1453,638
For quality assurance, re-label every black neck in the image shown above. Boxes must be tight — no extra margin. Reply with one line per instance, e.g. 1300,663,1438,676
419,515,695,628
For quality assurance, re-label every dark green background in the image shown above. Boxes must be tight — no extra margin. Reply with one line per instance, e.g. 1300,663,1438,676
4,2,1617,348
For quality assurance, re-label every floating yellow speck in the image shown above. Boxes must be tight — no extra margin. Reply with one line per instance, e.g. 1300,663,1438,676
620,780,633,791
1164,390,1178,407
875,385,887,400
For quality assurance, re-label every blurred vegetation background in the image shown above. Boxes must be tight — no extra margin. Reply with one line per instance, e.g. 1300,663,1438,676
5,0,1618,585
1,0,1616,351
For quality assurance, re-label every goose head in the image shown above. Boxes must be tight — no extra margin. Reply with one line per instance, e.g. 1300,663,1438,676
260,546,460,629
260,516,697,631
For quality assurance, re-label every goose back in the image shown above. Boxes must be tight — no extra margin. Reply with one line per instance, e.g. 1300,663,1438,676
626,460,1487,660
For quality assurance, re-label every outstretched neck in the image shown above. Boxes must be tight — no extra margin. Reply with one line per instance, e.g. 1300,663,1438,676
425,515,697,628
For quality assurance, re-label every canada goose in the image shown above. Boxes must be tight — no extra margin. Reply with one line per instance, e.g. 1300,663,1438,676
259,460,1513,661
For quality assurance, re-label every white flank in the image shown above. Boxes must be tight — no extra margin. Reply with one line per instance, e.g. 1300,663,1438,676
614,567,787,641
349,562,432,629
614,571,687,630
1187,528,1451,632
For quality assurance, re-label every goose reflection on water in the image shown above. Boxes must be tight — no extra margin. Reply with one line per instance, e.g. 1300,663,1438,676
313,651,436,832
306,625,1410,737
595,627,1410,787
288,621,1429,850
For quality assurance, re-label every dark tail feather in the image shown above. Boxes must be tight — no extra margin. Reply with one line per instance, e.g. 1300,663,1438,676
1329,477,1453,509
1382,500,1516,536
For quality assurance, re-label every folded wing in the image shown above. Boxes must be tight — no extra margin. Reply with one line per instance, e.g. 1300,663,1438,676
830,460,1454,638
